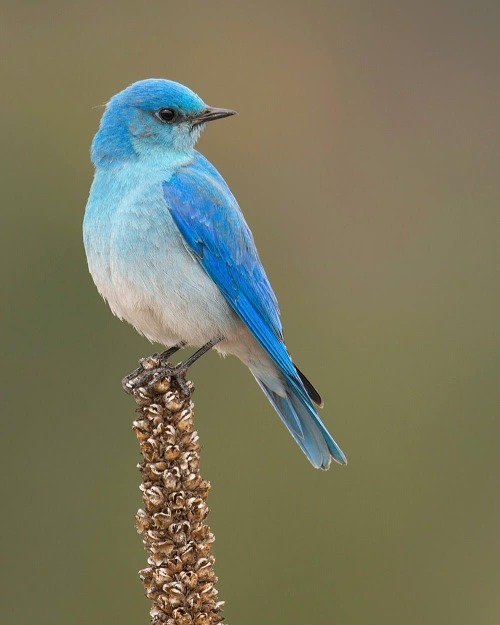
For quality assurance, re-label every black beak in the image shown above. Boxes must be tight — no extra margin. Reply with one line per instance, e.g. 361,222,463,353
192,106,237,126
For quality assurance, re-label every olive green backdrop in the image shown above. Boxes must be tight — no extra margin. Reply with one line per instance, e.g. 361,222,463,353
1,1,499,624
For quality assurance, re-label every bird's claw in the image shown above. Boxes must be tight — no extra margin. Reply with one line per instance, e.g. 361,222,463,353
122,353,190,396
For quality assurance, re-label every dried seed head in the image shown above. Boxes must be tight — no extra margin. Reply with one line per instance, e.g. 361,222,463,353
129,371,224,624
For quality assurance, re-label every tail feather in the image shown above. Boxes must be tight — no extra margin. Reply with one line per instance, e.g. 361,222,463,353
253,374,347,470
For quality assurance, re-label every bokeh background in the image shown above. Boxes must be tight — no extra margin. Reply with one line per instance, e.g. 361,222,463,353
1,1,499,624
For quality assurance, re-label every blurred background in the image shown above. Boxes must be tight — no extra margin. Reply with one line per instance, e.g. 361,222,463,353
1,1,499,623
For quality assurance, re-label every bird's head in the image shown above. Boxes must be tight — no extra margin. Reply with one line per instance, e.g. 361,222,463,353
91,79,236,165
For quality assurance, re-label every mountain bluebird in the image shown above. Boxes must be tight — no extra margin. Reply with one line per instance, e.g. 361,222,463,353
83,79,346,469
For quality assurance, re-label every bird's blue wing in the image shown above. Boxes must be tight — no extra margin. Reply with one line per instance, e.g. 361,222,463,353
163,152,347,467
162,152,302,390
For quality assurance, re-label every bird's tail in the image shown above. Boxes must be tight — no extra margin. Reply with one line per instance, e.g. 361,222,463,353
252,372,347,470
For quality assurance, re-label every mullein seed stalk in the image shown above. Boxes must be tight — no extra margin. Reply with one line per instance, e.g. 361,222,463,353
128,356,224,625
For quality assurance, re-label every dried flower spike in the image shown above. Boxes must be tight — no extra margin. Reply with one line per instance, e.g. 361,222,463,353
128,371,225,625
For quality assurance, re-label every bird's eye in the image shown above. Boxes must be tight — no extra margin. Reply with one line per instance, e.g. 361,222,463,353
156,108,178,123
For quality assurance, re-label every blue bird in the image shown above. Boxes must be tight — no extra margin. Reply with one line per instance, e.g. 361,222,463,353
83,79,346,469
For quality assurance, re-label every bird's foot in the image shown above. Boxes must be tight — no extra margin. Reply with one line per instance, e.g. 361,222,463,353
122,350,191,397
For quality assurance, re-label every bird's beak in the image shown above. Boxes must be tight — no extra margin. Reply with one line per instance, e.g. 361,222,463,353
192,106,237,126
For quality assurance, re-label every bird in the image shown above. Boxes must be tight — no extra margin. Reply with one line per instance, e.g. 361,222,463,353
83,78,346,469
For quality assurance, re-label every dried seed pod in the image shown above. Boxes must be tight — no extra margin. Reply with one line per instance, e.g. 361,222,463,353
191,524,210,541
147,403,164,416
166,556,184,574
180,432,200,452
167,584,185,608
163,471,180,490
146,486,165,509
169,521,190,536
170,491,186,509
154,567,174,585
150,461,168,475
133,419,151,441
156,593,171,612
187,592,203,611
179,542,196,565
195,558,215,582
143,437,163,462
164,391,184,412
146,529,164,542
172,607,193,625
162,424,177,444
135,509,150,533
165,445,181,461
146,585,162,600
184,474,202,491
151,538,175,557
154,378,171,393
137,388,151,401
187,498,208,521
199,582,216,600
152,511,173,528
179,570,199,589
176,413,194,433
139,567,154,584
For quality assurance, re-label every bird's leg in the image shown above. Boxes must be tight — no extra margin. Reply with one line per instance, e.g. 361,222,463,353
157,343,186,365
122,343,186,392
168,337,221,394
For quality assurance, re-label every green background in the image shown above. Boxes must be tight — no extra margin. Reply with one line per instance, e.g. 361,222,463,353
2,2,499,624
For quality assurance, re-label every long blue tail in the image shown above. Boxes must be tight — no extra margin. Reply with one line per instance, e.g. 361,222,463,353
253,374,347,470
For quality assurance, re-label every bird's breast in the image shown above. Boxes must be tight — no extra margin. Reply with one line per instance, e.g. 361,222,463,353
83,163,239,346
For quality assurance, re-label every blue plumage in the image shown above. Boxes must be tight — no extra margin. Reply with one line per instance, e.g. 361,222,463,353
84,78,346,469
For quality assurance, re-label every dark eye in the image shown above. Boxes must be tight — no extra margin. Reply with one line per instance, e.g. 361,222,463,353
156,108,178,123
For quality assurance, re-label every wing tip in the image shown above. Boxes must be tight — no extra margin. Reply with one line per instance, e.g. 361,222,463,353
294,363,323,407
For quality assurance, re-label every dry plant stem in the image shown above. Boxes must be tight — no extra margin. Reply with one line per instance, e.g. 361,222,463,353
129,358,224,625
